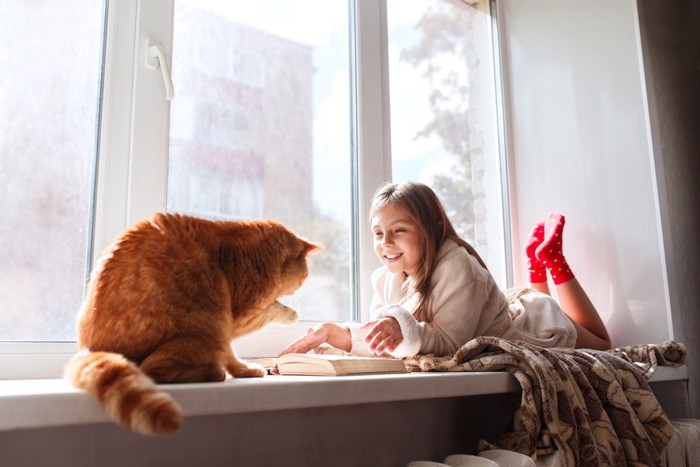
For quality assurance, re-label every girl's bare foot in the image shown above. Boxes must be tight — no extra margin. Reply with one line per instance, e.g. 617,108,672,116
278,326,330,356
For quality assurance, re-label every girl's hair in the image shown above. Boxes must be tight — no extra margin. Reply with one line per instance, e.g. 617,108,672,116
369,181,487,321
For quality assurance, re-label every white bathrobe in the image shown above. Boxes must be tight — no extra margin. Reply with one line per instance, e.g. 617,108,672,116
348,239,577,358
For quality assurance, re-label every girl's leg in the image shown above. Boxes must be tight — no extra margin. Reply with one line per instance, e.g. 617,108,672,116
524,220,551,295
534,214,611,350
555,278,611,350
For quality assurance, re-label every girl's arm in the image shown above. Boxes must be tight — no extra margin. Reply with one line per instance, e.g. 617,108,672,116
415,278,492,356
277,323,351,356
413,249,506,356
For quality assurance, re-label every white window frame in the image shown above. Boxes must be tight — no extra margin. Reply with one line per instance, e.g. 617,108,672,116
0,0,397,379
0,0,511,379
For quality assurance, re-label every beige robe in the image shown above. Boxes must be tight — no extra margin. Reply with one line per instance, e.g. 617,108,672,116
349,239,576,357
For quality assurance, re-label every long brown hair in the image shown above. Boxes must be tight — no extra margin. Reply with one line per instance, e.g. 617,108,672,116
369,182,487,321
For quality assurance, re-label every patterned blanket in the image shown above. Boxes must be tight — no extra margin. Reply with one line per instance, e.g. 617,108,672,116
405,338,687,466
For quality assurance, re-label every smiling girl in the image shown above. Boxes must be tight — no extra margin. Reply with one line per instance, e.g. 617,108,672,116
279,182,610,358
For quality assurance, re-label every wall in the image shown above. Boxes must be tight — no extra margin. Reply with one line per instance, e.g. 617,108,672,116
0,393,520,467
636,0,700,417
499,0,674,347
0,378,687,466
498,0,699,417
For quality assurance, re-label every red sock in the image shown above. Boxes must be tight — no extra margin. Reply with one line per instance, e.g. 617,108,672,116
536,213,574,285
524,221,547,283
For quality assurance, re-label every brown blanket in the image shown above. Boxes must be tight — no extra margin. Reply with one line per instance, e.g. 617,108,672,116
405,338,687,466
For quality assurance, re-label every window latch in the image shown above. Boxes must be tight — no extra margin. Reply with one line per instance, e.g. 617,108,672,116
146,38,175,101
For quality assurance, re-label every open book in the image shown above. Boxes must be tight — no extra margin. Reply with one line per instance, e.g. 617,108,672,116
248,353,408,376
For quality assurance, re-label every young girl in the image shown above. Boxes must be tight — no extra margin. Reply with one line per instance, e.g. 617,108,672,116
279,182,611,358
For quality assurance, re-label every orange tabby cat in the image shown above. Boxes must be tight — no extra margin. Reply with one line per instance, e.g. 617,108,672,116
64,213,319,435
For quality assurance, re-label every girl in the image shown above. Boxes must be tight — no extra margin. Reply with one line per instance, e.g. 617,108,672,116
279,182,611,358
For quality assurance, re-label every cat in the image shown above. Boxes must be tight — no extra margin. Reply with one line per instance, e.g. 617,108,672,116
64,213,319,435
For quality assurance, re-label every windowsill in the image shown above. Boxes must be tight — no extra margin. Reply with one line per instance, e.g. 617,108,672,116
0,365,687,432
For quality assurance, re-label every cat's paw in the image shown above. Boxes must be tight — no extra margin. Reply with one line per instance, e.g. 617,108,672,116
229,362,266,378
276,307,299,325
267,301,299,325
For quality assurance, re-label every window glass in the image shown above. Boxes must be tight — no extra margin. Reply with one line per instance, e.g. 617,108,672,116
0,1,105,341
386,0,507,285
168,1,353,321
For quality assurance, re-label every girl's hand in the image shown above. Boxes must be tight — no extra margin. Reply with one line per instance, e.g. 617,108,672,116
278,325,329,356
362,317,403,355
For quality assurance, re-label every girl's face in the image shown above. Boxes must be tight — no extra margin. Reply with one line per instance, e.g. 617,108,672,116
371,203,424,277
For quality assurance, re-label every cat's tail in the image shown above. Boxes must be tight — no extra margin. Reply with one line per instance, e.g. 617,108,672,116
64,350,182,435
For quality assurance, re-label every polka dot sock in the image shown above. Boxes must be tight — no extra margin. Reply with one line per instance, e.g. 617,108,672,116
536,213,574,285
524,221,547,283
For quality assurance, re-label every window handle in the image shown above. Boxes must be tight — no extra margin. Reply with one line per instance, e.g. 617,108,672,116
146,38,175,101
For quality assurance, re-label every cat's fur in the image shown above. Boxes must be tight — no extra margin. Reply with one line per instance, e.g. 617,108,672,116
64,213,319,435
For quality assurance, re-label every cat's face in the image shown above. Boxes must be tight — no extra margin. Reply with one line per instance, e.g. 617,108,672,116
281,235,321,296
264,220,321,295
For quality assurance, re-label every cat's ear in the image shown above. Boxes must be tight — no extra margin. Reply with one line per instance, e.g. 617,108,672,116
304,240,322,256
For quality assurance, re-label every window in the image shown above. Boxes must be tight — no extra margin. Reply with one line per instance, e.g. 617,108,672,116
0,0,106,342
167,1,354,322
386,0,507,284
0,0,506,378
